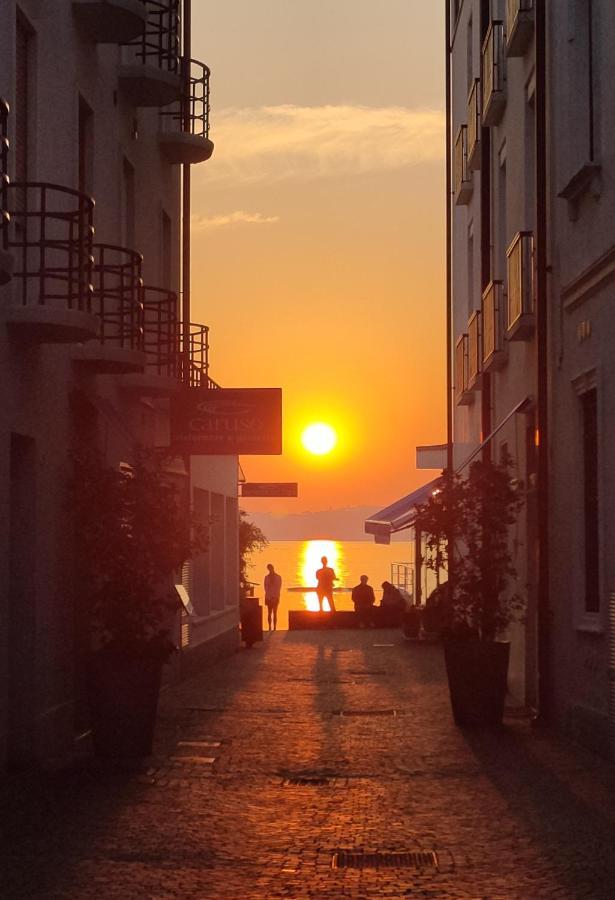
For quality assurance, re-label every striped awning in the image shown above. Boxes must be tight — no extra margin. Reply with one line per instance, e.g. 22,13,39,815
364,477,442,540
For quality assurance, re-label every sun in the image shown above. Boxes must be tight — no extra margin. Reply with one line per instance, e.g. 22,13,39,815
301,423,337,456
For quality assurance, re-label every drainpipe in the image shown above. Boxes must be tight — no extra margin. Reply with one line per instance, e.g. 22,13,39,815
480,0,491,460
535,0,550,721
445,1,453,475
182,0,191,340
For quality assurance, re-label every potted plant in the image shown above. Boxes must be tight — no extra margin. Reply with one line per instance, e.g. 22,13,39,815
414,459,524,725
72,448,203,757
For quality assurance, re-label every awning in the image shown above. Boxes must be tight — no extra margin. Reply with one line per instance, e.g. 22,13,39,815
455,395,533,472
364,477,442,540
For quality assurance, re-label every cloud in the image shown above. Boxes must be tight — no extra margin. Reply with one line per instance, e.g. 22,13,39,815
191,211,280,231
204,104,444,186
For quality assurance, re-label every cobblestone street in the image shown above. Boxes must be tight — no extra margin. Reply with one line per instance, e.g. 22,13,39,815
2,629,615,899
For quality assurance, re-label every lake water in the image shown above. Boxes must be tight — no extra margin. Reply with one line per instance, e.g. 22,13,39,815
247,539,416,630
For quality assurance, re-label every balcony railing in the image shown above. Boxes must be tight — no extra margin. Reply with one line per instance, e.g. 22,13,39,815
506,0,534,57
482,21,506,127
455,333,473,405
72,0,147,44
159,58,214,164
120,0,181,107
3,182,97,341
482,280,507,370
454,126,472,205
141,285,178,377
90,244,144,351
1,97,12,284
468,310,482,389
506,231,534,340
179,322,209,387
467,79,481,172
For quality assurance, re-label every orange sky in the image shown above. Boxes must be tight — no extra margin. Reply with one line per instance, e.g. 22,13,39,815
191,3,446,516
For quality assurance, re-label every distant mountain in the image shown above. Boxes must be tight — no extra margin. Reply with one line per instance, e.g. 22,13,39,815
243,506,408,542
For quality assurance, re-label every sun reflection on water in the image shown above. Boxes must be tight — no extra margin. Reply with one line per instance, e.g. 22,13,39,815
298,540,346,612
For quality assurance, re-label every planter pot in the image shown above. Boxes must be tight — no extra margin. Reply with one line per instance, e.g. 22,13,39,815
88,652,163,757
402,607,422,639
443,640,510,726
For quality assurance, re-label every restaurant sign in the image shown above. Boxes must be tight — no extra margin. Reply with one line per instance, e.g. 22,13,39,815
241,482,298,498
170,387,282,455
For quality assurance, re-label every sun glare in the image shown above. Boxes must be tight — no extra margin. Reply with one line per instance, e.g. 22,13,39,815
301,423,337,456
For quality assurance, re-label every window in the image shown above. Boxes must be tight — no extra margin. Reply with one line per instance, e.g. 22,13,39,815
15,11,34,200
581,388,599,612
122,157,135,248
161,209,172,289
78,97,93,196
498,156,507,281
467,227,474,317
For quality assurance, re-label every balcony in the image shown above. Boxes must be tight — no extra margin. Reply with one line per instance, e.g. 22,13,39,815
159,59,214,164
468,310,482,389
119,285,180,394
506,0,534,57
482,21,506,127
454,126,473,206
2,182,98,342
467,79,481,172
72,0,147,44
506,231,534,340
455,334,473,406
119,0,181,107
72,244,146,372
0,97,12,285
482,280,507,370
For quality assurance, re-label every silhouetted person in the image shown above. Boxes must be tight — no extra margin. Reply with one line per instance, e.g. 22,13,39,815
352,574,375,628
264,563,282,631
380,580,405,626
316,556,337,612
380,581,405,610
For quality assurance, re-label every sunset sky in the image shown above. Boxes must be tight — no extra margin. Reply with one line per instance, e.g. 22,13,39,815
191,2,446,517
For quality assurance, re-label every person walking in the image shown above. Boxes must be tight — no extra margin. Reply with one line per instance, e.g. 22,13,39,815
264,563,282,631
351,574,375,628
316,556,337,613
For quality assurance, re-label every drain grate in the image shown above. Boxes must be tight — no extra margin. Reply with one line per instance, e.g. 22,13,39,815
332,850,438,870
333,708,400,717
283,776,331,786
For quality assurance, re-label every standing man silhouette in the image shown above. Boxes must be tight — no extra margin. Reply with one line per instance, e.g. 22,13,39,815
316,556,337,613
264,563,282,631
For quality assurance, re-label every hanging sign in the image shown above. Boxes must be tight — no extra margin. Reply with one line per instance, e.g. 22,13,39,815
241,482,298,498
171,387,282,455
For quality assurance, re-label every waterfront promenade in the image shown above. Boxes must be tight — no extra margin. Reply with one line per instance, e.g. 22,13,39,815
2,630,615,898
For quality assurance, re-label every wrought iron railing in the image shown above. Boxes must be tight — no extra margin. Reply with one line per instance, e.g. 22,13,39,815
467,79,481,170
468,310,482,387
7,182,94,310
161,58,211,138
482,280,505,366
454,125,471,204
455,334,470,404
91,244,144,349
141,285,178,376
124,0,180,74
506,231,534,331
178,322,209,387
1,97,9,254
482,21,506,126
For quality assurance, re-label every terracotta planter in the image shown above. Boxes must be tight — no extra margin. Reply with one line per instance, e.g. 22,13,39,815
443,640,510,726
88,652,163,757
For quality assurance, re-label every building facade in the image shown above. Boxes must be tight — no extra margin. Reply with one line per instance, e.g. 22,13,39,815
448,0,539,705
0,0,239,769
547,0,615,754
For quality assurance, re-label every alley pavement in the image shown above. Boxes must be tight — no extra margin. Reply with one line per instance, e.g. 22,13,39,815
2,629,615,899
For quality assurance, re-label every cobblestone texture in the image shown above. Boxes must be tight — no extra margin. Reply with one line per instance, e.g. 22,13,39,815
2,630,615,898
